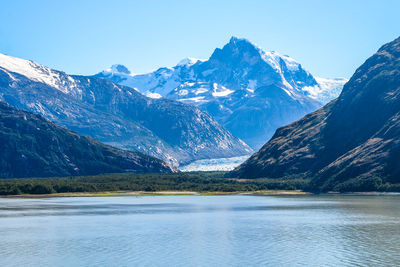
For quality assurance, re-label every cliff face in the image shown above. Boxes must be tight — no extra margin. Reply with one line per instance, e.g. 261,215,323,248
230,37,400,191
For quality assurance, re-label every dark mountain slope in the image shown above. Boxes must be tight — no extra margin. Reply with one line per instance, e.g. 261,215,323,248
230,37,400,191
0,101,174,178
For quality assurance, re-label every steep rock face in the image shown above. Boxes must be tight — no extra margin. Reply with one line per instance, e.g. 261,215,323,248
0,53,251,166
229,37,400,191
97,37,347,149
0,101,174,178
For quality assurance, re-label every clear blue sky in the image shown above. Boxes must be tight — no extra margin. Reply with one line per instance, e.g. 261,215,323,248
1,0,399,78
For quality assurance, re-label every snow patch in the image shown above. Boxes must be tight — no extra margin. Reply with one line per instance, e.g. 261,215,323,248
145,91,162,99
280,54,300,71
179,96,208,103
178,89,189,96
211,83,234,97
247,80,257,93
194,88,208,95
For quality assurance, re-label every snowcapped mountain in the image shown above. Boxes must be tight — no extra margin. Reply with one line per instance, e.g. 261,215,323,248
0,53,252,167
96,37,347,149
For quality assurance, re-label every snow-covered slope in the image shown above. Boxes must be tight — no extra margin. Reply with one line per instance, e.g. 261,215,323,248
96,37,348,149
304,77,348,103
0,53,82,97
0,53,252,166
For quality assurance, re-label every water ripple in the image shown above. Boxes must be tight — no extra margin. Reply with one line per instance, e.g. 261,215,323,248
0,195,399,266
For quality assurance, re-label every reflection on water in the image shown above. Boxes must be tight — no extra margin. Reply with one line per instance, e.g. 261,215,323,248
0,195,400,266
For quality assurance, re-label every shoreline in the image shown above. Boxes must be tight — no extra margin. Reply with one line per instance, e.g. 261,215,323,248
0,190,307,198
2,190,400,198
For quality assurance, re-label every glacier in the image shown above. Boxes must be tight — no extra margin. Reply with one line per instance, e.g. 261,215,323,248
179,155,251,172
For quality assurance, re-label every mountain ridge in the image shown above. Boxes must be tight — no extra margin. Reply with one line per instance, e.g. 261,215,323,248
96,37,347,148
0,53,252,166
0,100,175,178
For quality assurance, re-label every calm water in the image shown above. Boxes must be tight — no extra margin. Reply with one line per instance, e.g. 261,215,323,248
0,195,400,267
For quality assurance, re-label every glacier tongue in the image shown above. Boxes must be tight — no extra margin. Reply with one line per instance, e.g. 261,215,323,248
179,155,251,172
303,77,348,103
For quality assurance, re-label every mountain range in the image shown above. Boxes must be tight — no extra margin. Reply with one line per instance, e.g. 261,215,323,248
0,101,174,178
230,36,400,192
0,53,251,167
96,37,347,148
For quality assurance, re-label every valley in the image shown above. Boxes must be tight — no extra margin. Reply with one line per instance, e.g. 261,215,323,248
2,2,400,267
1,35,400,193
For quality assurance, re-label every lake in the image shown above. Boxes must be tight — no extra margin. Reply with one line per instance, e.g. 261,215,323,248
0,195,399,266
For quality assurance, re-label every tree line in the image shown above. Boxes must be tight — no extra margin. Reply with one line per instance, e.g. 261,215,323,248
0,172,309,195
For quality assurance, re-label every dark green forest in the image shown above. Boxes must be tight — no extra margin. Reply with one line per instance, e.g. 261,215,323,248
1,172,399,195
0,172,310,195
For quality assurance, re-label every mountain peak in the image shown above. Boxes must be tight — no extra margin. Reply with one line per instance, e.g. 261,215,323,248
107,64,131,75
176,57,204,67
227,36,259,51
209,36,262,63
93,37,344,151
211,37,304,75
229,36,251,44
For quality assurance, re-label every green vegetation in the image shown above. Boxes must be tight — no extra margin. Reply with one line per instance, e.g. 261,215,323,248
0,172,310,195
331,176,400,193
1,172,399,195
